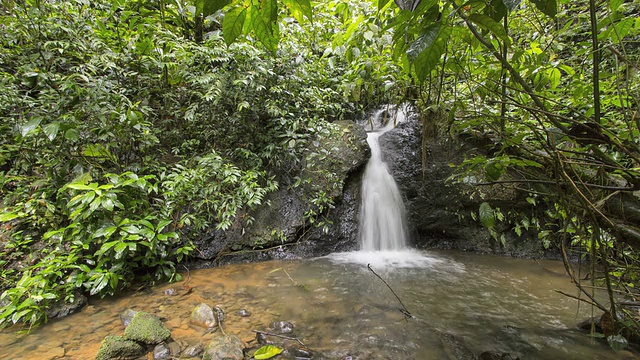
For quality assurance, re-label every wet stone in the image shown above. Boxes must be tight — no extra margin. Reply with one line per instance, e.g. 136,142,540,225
202,335,245,360
256,332,270,345
153,341,180,360
236,309,251,317
190,303,217,328
120,308,137,327
270,321,294,334
153,343,172,359
183,344,204,357
287,346,313,359
163,288,178,296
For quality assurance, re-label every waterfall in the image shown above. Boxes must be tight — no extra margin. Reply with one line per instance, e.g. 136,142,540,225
358,108,409,251
328,105,445,268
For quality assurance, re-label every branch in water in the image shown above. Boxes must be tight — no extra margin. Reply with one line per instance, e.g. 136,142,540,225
252,330,307,347
367,263,413,319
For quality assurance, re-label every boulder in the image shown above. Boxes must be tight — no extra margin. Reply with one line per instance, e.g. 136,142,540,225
123,311,170,345
202,335,245,360
94,335,145,360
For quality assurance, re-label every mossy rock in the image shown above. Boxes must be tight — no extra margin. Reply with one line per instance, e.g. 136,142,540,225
123,311,170,345
94,335,145,360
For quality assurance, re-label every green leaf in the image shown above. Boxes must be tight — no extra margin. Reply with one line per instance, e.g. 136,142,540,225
607,334,628,351
93,225,117,239
43,122,60,141
282,0,312,23
254,345,283,360
407,23,451,83
479,202,495,229
468,14,510,45
250,0,279,53
21,118,42,137
83,144,115,160
0,212,21,222
530,0,556,18
223,6,247,45
484,0,507,22
203,0,231,17
609,0,623,12
378,0,392,10
65,128,79,142
485,161,503,181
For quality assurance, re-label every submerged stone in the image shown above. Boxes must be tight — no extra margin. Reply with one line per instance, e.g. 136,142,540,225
270,320,294,334
190,303,217,328
202,335,245,360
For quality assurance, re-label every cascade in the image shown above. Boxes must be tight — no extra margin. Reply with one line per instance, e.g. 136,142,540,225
358,107,409,251
329,104,443,268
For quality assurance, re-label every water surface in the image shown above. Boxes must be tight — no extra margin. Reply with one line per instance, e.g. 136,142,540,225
0,250,634,359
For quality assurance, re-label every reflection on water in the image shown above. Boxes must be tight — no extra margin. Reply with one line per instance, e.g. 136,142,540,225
0,250,635,359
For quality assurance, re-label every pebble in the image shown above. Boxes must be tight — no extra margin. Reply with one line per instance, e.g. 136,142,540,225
236,309,251,317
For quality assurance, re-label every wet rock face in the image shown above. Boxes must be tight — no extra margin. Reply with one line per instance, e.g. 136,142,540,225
190,120,369,265
378,113,552,258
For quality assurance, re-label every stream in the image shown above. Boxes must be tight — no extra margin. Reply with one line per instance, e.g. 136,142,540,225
0,250,635,359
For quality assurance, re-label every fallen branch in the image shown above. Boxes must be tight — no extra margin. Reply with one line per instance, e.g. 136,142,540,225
367,264,413,320
252,330,306,347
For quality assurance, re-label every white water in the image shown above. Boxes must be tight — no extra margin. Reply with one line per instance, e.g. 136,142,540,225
328,105,450,269
358,107,409,251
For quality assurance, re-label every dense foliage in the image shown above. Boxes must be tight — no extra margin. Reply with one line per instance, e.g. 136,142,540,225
373,0,640,347
0,0,403,328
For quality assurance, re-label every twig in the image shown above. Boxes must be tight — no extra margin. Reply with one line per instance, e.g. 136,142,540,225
367,264,413,319
555,290,604,309
252,330,306,347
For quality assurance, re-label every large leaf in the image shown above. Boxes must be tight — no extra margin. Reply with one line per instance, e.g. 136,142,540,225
484,0,507,22
608,0,623,12
479,202,495,229
407,23,451,83
468,13,510,45
251,0,279,53
43,122,60,141
282,0,312,23
378,0,392,10
530,0,556,18
254,345,283,360
223,6,247,45
21,118,41,137
203,0,231,17
0,212,21,222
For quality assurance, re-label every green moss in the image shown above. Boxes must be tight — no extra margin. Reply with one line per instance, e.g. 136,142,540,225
94,335,145,360
123,311,170,345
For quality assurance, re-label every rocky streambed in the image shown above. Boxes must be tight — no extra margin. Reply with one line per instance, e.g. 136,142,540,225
1,250,636,359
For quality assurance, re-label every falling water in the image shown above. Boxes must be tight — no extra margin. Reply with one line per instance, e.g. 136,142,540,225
358,107,409,251
328,105,446,268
